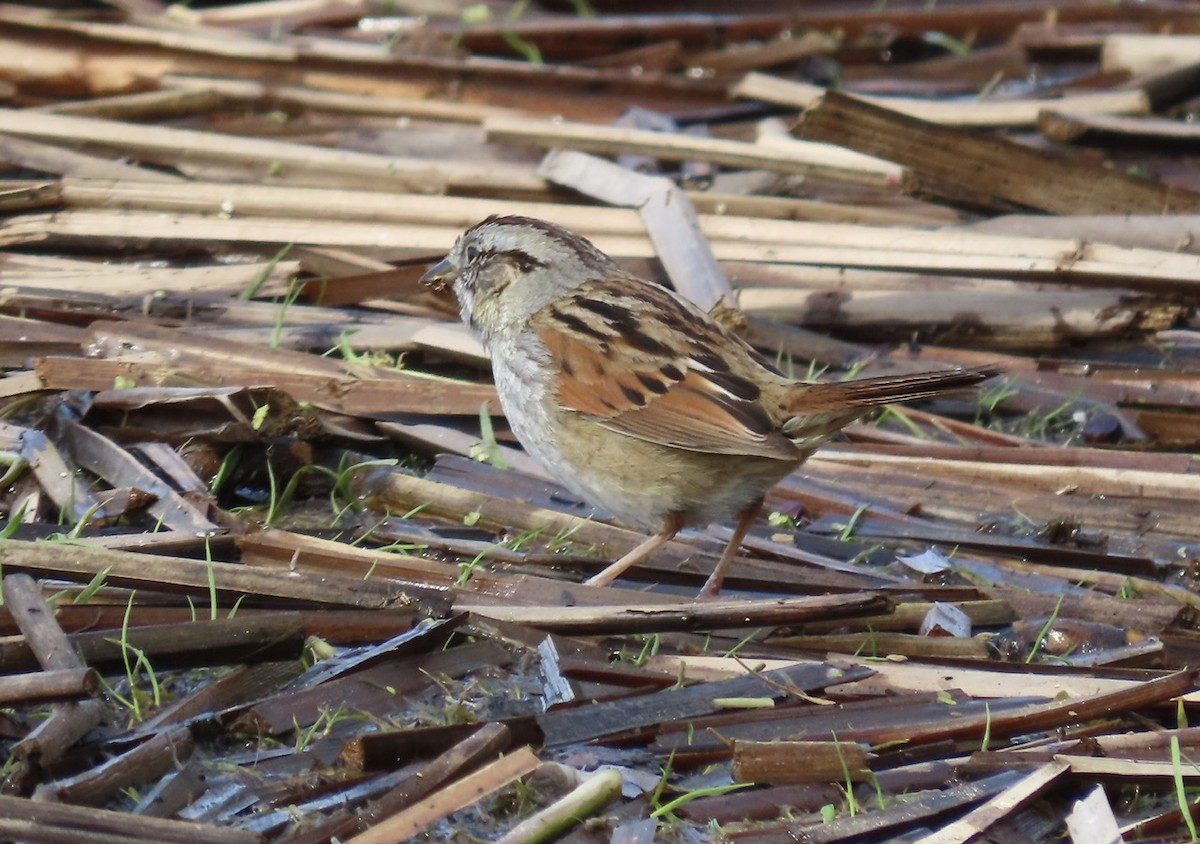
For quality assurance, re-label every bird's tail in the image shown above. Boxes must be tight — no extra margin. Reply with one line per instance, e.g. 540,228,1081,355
781,364,1002,449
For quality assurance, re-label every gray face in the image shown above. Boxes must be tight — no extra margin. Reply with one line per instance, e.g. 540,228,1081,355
420,215,618,345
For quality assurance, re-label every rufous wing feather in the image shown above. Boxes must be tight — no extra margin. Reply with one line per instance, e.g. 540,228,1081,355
533,281,800,461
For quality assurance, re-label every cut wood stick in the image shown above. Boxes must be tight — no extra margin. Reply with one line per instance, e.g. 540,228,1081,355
0,253,298,297
689,189,960,225
6,12,301,61
13,208,1200,294
459,592,893,635
0,180,59,212
914,761,1071,844
734,72,1149,127
1053,755,1200,778
37,87,226,120
732,740,870,785
56,173,949,230
51,177,1200,274
0,108,545,195
0,134,184,182
319,722,513,842
1039,109,1200,146
796,90,1200,214
0,10,728,122
960,213,1200,253
1101,34,1200,74
796,600,1015,634
809,452,1200,499
688,29,836,72
162,74,526,123
345,745,541,844
1,573,85,673
0,667,99,705
0,538,431,609
0,614,307,673
60,420,217,534
538,662,874,748
486,115,905,186
653,654,1200,705
189,0,366,26
38,726,194,806
36,355,498,417
738,283,1175,348
16,428,101,523
39,318,497,415
4,573,105,768
494,767,622,844
236,526,690,610
0,795,258,844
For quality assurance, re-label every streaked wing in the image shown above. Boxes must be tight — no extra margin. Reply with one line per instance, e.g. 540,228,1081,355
531,277,798,461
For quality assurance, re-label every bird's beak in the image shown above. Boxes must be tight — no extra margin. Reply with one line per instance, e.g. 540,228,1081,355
419,258,458,292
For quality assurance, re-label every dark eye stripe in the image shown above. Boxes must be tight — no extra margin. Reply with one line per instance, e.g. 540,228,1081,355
493,249,548,272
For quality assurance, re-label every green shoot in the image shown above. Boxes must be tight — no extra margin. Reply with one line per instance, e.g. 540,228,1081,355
1,498,30,539
648,749,674,809
650,782,752,819
980,702,992,752
1172,735,1198,841
470,402,507,469
210,445,243,495
240,243,292,300
922,30,973,56
0,452,28,487
1025,594,1065,664
836,503,869,542
722,629,762,659
70,567,111,604
457,545,492,585
251,401,270,432
270,278,304,349
102,591,161,723
205,536,218,621
875,406,929,439
832,733,858,817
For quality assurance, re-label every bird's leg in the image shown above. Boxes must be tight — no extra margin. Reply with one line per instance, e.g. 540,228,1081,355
585,513,684,587
697,498,763,600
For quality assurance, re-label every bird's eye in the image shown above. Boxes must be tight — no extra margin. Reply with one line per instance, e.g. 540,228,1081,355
465,245,479,262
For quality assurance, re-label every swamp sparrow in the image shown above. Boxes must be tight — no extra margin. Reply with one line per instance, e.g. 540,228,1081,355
422,215,999,597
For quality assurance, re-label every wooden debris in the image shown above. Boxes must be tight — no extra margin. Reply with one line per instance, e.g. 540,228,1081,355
0,666,98,705
796,91,1200,214
0,539,436,610
735,72,1150,128
3,2,1200,840
732,739,870,785
344,746,541,844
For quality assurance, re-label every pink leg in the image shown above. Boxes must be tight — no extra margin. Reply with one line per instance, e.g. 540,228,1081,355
697,498,763,600
585,514,683,587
